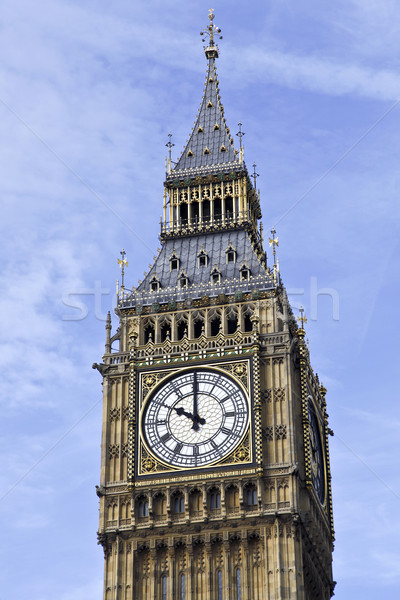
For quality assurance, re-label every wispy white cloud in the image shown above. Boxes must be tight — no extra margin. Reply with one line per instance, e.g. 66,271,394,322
229,45,400,101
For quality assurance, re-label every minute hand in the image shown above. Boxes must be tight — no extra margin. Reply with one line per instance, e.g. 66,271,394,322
192,373,205,430
193,372,198,420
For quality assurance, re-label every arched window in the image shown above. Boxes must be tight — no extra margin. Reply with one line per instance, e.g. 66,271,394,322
193,312,205,339
138,499,149,518
226,307,238,334
246,486,257,506
210,310,221,337
176,316,188,340
217,570,223,600
236,569,242,600
174,494,185,513
209,488,221,510
144,321,155,344
162,575,167,600
225,196,233,220
153,493,166,518
225,485,239,513
189,489,202,516
160,320,171,342
180,574,185,600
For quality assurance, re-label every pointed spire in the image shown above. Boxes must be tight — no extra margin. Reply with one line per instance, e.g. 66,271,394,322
105,311,112,354
172,10,238,174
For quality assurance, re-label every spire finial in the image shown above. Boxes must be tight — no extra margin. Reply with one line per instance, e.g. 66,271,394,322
201,9,222,58
252,162,259,189
269,228,279,283
166,132,174,174
117,249,128,299
236,122,245,149
297,306,308,329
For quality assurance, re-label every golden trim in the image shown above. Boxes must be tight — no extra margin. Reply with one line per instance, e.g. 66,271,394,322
137,360,253,476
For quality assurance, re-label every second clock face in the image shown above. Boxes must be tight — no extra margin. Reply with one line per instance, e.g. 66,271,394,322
308,398,325,504
141,368,249,468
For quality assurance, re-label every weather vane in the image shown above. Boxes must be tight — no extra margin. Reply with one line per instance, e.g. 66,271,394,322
297,306,308,329
200,8,223,47
117,248,128,298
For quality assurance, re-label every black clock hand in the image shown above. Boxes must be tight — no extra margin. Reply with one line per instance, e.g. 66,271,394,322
191,372,206,430
193,372,198,420
174,406,195,420
173,404,205,430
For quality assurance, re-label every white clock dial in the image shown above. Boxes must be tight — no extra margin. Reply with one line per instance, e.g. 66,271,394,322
142,368,249,468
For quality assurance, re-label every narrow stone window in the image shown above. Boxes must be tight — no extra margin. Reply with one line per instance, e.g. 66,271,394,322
209,489,221,509
217,570,223,600
162,575,167,600
236,569,241,600
180,574,185,600
138,499,149,517
174,495,184,513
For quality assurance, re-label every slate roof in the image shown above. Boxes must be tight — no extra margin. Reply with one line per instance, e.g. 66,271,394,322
132,230,270,301
173,57,239,173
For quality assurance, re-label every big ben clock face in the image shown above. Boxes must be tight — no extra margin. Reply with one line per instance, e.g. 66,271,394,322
141,368,249,469
308,397,325,503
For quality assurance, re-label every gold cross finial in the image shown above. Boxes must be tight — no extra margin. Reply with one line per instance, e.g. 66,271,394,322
117,249,128,299
200,8,222,49
269,227,279,248
117,248,128,268
269,228,279,282
297,306,308,328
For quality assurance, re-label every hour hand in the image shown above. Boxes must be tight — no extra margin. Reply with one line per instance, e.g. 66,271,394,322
174,406,194,420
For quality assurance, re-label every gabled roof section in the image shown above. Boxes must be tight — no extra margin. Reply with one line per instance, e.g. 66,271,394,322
173,57,239,173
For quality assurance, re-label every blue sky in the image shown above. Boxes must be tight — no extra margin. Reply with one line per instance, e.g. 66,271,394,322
1,1,399,598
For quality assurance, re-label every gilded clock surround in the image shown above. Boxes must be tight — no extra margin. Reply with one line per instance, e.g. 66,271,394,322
137,361,253,475
95,10,335,600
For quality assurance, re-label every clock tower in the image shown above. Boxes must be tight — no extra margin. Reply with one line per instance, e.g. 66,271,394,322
94,10,335,600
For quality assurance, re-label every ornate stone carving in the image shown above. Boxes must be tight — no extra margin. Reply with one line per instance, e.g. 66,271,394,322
275,424,287,440
121,443,129,458
274,388,285,402
108,444,120,459
109,407,120,422
261,389,272,403
262,426,273,441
